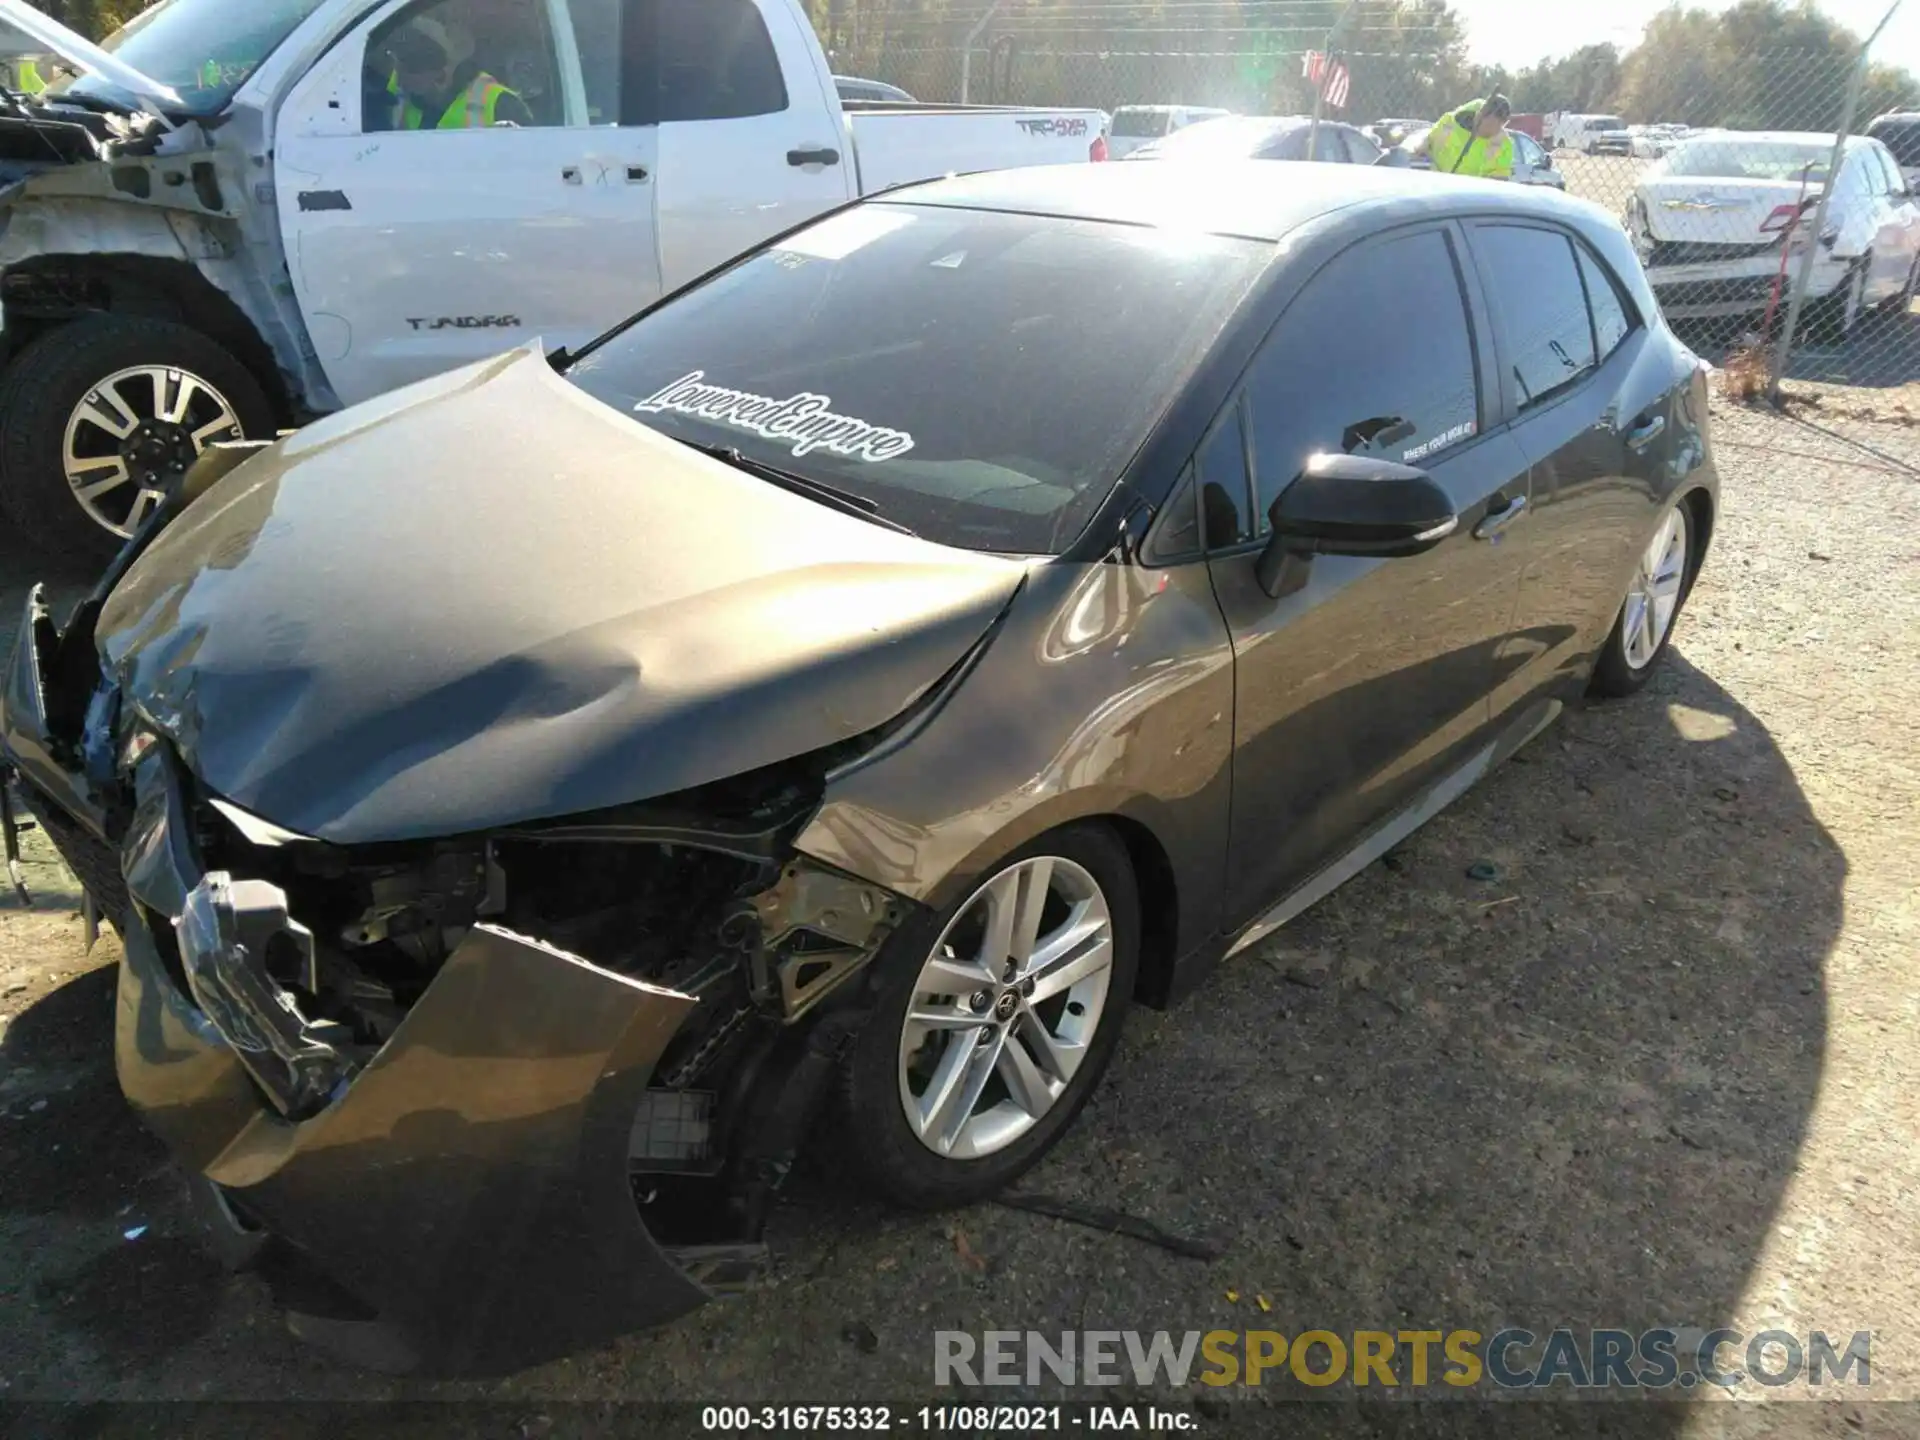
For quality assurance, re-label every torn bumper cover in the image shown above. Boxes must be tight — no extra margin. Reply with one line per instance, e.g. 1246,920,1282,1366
115,748,710,1374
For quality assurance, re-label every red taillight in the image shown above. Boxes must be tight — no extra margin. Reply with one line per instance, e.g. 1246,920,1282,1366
1090,134,1109,163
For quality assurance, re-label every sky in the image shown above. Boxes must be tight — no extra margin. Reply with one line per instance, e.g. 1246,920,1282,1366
1453,0,1920,70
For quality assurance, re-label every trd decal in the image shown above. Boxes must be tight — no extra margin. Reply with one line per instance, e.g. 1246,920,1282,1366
635,370,916,463
1016,116,1091,138
405,315,522,331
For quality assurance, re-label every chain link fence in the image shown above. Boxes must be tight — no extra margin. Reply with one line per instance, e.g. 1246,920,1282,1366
836,33,1920,457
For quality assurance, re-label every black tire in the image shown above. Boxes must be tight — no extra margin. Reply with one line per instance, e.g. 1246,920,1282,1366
838,823,1140,1210
0,315,277,567
1589,501,1700,700
1805,257,1868,345
1869,253,1919,325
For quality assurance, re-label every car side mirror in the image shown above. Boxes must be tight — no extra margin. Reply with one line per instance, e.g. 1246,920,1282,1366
1254,452,1458,597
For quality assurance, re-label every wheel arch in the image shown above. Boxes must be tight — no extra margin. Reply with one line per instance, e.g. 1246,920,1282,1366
1678,483,1715,594
0,254,294,421
863,801,1188,1015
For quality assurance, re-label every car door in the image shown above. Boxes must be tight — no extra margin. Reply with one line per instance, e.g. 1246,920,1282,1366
1204,223,1534,927
1465,222,1668,720
275,0,662,407
649,0,856,295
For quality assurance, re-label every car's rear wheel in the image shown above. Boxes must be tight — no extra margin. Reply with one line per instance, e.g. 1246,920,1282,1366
0,315,276,566
1872,251,1919,322
1808,256,1868,344
1590,502,1694,698
840,825,1139,1209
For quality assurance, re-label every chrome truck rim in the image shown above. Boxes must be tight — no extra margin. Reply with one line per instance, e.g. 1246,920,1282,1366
897,856,1115,1160
1622,506,1689,671
63,365,245,537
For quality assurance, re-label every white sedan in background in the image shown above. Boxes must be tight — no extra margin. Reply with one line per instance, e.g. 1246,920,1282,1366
1631,124,1692,159
1628,131,1920,339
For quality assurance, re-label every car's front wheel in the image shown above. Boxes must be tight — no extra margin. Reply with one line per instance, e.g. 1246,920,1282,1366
1590,502,1695,698
840,825,1139,1209
0,315,276,565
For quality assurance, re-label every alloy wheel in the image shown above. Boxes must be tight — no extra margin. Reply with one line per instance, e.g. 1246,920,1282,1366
62,365,245,537
1621,506,1690,672
897,856,1115,1160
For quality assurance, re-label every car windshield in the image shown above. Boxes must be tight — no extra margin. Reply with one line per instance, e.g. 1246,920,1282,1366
1590,117,1625,130
567,204,1267,554
48,0,327,115
1136,116,1289,159
1112,108,1173,138
1660,139,1834,180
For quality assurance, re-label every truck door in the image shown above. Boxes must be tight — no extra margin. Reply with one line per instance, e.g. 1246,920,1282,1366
644,0,856,294
275,0,663,407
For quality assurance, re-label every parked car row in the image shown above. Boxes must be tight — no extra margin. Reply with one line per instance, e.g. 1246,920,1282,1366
1627,129,1920,340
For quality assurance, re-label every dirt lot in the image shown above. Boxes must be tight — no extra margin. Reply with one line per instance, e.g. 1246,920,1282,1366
1,393,1917,1431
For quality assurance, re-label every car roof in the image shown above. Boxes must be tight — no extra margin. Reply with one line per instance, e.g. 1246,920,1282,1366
1684,129,1863,147
891,160,1603,245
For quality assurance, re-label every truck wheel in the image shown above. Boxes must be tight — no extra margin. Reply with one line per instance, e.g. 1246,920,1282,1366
0,315,276,566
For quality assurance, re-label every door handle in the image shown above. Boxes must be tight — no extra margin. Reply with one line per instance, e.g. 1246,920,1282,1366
787,147,841,167
1626,414,1667,451
561,165,583,185
625,165,649,184
1472,492,1528,541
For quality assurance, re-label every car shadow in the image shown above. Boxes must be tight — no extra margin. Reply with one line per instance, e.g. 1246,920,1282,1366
750,647,1838,1421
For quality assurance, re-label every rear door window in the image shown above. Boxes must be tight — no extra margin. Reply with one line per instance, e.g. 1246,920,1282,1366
1473,225,1598,411
1242,227,1480,522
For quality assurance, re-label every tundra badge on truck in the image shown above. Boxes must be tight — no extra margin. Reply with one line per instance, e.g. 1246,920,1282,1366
406,315,523,331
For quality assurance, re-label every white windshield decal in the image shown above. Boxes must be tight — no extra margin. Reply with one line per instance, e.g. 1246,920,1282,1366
635,370,916,463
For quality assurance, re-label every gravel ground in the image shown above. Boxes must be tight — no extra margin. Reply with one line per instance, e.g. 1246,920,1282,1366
1,395,1917,1434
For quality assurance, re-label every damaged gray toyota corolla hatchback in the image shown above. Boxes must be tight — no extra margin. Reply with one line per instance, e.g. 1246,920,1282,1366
0,163,1717,1373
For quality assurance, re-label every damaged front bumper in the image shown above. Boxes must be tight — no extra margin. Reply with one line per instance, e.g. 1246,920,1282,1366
2,586,912,1375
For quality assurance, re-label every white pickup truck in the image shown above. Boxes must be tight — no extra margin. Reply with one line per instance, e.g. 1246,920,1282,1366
0,0,1107,558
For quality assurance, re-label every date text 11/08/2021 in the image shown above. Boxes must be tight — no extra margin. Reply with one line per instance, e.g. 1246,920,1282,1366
702,1407,1194,1432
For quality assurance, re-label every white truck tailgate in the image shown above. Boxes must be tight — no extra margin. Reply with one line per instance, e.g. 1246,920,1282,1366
847,109,1105,193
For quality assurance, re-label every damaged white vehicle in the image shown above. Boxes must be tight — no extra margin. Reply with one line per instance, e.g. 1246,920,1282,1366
0,0,1106,560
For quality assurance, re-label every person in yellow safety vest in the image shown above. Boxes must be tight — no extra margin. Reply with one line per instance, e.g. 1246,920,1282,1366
1425,93,1515,179
16,58,47,95
385,25,531,131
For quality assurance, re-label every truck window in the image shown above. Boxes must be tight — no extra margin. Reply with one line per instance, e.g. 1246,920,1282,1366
653,0,788,122
366,0,562,131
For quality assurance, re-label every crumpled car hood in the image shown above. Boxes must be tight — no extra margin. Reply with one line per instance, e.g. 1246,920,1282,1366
96,347,1027,844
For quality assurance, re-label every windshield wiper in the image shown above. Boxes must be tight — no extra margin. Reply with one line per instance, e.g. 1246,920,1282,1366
672,439,919,538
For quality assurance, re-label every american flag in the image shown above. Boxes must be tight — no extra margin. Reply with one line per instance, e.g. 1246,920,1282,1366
1302,50,1351,110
